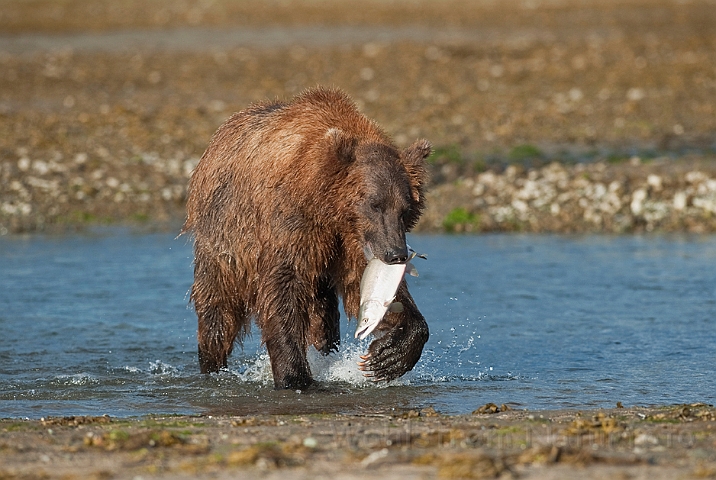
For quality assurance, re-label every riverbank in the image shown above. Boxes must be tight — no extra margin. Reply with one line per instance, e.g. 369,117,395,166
1,0,715,234
2,404,715,479
4,151,716,235
419,154,716,234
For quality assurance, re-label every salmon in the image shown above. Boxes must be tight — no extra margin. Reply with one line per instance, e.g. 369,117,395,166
355,247,424,340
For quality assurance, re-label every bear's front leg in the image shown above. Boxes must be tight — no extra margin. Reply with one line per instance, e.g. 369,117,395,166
308,275,341,355
258,263,313,390
358,282,428,382
264,334,312,389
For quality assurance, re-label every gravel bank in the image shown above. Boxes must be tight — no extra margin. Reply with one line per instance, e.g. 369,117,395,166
419,155,716,233
2,404,715,480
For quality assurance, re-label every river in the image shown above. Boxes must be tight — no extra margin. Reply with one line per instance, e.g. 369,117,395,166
1,230,714,418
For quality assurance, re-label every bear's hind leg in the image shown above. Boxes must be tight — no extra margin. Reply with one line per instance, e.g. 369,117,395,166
191,249,250,373
196,302,247,373
308,275,340,355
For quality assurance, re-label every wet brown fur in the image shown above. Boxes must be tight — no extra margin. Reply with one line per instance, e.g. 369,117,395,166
183,87,431,389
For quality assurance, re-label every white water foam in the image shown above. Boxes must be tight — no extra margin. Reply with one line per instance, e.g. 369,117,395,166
227,336,410,387
229,351,274,384
52,373,99,386
308,341,375,386
148,360,179,376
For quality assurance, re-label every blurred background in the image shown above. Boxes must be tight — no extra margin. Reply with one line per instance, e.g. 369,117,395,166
1,0,715,234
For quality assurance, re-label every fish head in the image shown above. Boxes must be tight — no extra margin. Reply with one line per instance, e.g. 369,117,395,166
356,299,389,339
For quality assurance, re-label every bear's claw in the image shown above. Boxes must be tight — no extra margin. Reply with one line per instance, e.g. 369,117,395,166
359,317,428,382
359,346,405,382
363,354,406,382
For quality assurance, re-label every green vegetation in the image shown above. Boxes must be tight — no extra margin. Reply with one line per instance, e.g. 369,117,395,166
68,211,98,223
471,158,488,173
508,144,542,161
606,154,629,164
108,429,130,441
138,418,204,429
492,425,525,435
443,207,480,233
2,422,36,432
428,144,463,165
56,211,117,226
644,417,681,424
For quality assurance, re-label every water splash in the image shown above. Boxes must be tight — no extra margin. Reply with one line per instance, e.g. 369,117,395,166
148,360,179,376
411,322,492,383
51,373,99,386
224,336,411,388
308,343,370,386
308,340,412,387
222,325,491,387
227,352,273,384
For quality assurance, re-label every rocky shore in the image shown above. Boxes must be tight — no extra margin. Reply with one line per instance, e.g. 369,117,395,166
419,154,716,234
4,149,716,235
1,0,715,235
2,404,715,480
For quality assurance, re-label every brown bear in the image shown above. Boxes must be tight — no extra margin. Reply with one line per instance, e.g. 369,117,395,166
183,87,431,389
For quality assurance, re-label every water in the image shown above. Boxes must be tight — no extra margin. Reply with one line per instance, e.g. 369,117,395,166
1,230,715,418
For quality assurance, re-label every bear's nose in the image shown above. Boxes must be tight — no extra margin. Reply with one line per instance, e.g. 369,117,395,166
385,247,409,265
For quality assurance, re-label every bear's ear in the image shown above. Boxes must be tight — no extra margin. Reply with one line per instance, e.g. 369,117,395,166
403,139,432,164
326,128,357,163
401,139,431,203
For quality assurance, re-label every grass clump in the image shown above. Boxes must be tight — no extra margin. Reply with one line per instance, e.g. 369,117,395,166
428,144,463,165
508,144,542,161
443,207,480,233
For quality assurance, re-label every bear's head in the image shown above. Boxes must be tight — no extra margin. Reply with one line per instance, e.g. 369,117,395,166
330,131,431,265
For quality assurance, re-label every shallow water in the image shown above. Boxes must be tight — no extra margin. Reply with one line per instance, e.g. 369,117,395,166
1,230,715,418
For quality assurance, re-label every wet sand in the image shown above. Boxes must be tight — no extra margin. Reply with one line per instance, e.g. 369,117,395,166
2,404,715,479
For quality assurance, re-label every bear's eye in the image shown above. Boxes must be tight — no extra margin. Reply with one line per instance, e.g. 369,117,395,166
370,202,383,213
400,209,412,225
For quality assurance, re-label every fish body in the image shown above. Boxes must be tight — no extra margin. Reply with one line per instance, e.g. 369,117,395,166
355,258,407,340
